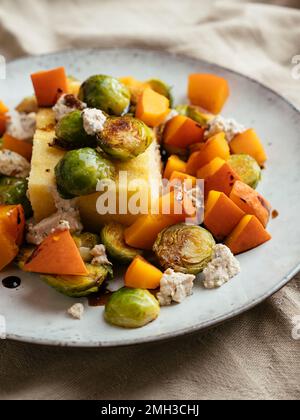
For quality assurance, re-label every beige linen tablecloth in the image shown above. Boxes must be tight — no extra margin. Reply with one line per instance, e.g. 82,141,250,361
0,0,299,401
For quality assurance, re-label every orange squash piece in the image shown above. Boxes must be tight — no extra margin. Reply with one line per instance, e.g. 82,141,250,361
31,67,68,107
124,214,176,251
229,181,271,227
186,132,230,175
225,215,271,255
204,191,245,240
188,74,230,114
164,115,205,149
119,76,146,104
163,155,187,179
136,87,170,127
125,256,163,289
157,190,196,220
189,142,205,154
24,230,88,276
0,100,9,114
197,158,241,198
0,114,7,136
230,129,267,167
0,205,25,271
2,134,33,161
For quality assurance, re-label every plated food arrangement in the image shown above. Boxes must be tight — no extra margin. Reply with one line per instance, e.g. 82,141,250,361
0,65,273,330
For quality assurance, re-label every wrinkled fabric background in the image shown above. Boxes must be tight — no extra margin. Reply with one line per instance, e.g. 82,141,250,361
0,0,299,401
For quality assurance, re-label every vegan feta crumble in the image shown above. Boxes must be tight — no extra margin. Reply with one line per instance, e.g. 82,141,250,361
0,150,31,178
26,186,83,245
82,108,107,136
67,303,84,320
7,112,36,140
157,269,195,306
204,115,246,143
90,244,112,266
53,94,86,121
203,244,240,289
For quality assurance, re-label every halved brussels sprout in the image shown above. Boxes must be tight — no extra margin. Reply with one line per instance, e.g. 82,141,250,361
42,263,113,298
79,75,130,116
153,224,215,275
228,154,261,189
73,232,100,262
0,176,33,218
53,110,97,150
97,116,153,161
176,105,214,126
147,79,174,107
16,246,36,270
55,148,116,198
101,222,143,264
104,287,160,328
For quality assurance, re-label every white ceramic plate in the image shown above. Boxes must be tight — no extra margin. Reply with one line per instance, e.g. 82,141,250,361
0,48,299,347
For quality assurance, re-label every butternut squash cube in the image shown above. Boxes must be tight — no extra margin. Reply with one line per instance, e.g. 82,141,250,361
230,129,267,167
188,74,230,114
136,87,170,127
204,191,245,240
186,132,230,176
125,256,163,290
225,215,271,255
163,115,205,149
229,181,271,227
164,155,187,180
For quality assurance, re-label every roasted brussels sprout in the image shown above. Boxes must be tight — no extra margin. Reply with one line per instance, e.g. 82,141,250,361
101,222,143,264
153,224,215,275
104,287,160,328
79,75,130,116
42,263,113,298
147,79,174,107
97,116,153,161
73,232,100,262
53,110,97,150
0,176,33,218
228,154,261,189
176,105,214,126
55,148,115,198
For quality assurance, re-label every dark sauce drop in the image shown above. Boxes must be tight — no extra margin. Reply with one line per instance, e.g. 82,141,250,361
2,276,21,289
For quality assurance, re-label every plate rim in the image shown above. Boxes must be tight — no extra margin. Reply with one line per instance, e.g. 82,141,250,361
3,47,300,348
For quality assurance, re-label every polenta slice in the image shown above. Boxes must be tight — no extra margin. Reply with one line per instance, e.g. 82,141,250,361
28,109,162,229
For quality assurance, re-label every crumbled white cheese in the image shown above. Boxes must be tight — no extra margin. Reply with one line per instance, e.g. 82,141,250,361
157,269,195,306
7,112,36,140
203,244,240,289
82,108,107,135
53,94,86,121
204,115,246,142
67,303,84,320
0,150,30,178
26,186,83,245
90,244,112,266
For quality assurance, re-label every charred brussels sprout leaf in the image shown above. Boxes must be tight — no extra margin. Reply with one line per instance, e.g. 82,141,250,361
79,75,130,116
54,110,97,150
101,222,143,264
176,105,214,126
0,176,33,218
73,232,100,262
16,246,36,270
104,288,160,328
147,79,174,107
42,263,113,298
153,224,215,275
228,154,261,189
97,116,154,161
55,148,116,198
